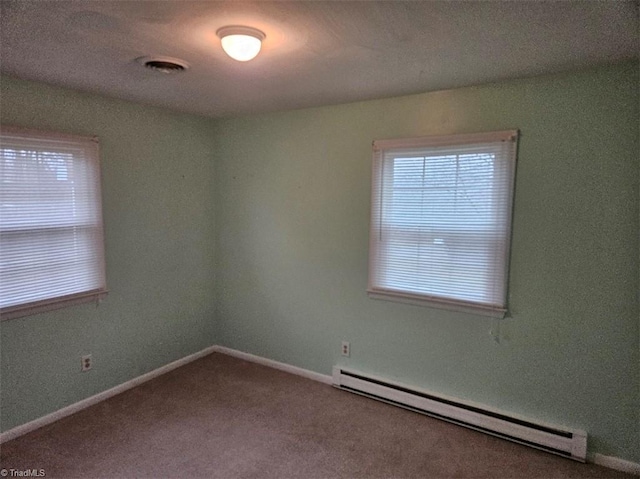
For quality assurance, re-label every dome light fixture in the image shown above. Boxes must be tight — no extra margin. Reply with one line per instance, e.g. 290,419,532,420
216,26,265,62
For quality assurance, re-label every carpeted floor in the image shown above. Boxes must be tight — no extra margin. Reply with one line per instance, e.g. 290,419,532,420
0,353,635,479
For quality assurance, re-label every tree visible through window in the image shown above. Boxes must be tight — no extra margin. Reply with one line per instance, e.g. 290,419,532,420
368,131,518,317
0,126,107,320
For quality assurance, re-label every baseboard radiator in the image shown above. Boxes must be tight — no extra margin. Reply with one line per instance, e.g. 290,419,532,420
332,367,587,462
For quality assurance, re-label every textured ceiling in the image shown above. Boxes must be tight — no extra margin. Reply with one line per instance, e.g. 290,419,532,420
1,1,638,118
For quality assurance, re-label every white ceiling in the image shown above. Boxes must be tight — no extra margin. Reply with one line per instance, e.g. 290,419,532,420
1,1,638,118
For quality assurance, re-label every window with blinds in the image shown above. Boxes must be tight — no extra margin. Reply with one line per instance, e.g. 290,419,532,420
0,126,107,321
368,130,518,317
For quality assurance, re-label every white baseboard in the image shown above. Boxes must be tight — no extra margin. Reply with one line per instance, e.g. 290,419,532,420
212,345,333,385
2,343,637,477
216,346,640,475
0,345,218,444
593,453,640,475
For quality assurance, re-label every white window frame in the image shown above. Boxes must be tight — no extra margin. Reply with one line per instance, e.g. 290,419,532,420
0,126,108,321
367,130,518,318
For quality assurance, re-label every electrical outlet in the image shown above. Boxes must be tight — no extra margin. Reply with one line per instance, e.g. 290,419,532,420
341,341,350,357
81,354,92,372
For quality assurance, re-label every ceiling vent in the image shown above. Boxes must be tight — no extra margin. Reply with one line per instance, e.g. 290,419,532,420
136,56,189,74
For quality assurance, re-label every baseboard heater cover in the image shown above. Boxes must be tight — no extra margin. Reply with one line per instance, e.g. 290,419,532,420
332,367,587,462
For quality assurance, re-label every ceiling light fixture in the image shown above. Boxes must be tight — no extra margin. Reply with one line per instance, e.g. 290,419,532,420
216,26,265,62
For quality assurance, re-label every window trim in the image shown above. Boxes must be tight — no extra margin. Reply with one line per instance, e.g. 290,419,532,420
367,130,518,318
0,125,108,321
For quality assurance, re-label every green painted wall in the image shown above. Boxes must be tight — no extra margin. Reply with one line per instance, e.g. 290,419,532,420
0,77,218,431
212,63,639,462
1,63,638,464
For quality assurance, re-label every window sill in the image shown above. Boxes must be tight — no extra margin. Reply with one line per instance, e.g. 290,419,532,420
367,289,506,318
1,289,109,321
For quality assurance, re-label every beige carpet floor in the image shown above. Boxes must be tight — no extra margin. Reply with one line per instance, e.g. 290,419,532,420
0,352,635,479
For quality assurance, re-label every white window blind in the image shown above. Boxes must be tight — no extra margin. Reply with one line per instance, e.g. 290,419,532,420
0,126,107,320
368,130,518,317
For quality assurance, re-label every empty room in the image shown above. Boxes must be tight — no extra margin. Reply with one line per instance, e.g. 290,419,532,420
0,1,638,478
